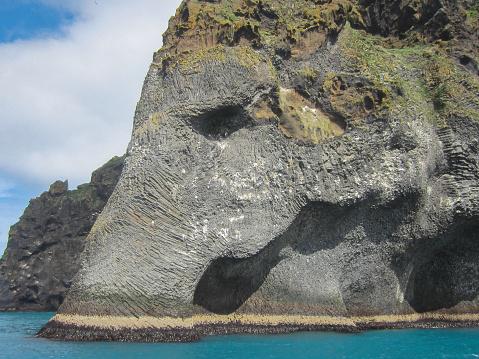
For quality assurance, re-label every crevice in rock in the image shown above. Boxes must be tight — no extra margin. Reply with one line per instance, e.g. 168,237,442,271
458,54,479,76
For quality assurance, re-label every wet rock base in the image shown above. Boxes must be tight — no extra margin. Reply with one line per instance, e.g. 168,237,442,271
37,317,479,343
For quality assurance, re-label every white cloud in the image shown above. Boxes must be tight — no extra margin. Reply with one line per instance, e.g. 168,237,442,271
0,0,181,187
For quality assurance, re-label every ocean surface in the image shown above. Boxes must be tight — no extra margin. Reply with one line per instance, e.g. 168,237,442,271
1,312,479,359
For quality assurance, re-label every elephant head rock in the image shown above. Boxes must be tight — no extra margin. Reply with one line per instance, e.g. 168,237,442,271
40,0,479,342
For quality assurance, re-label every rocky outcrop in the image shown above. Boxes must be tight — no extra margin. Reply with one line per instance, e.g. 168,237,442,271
0,156,124,311
39,0,479,342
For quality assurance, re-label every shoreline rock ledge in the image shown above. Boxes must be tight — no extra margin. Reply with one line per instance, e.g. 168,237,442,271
39,0,479,342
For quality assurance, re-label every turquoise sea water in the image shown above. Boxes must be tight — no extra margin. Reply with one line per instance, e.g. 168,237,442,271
1,312,479,359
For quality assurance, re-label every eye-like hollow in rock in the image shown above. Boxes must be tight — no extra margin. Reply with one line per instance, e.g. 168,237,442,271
189,106,254,140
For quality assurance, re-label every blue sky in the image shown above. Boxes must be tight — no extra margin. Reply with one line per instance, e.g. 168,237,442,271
0,1,75,42
0,0,181,252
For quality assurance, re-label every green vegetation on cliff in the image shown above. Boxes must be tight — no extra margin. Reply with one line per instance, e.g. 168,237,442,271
338,24,479,127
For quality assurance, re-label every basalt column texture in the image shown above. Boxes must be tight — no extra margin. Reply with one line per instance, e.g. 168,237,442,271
40,0,479,342
0,156,124,311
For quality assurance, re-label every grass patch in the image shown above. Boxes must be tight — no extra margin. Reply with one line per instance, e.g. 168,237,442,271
338,24,479,126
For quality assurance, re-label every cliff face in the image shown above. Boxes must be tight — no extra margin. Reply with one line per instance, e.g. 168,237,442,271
40,0,479,342
0,156,124,311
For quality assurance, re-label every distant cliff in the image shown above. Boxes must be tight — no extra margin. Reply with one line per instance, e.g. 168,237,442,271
0,156,124,311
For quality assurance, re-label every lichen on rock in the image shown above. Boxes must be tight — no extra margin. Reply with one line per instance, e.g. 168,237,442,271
278,87,345,143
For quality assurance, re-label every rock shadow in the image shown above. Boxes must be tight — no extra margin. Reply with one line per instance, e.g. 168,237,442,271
193,196,417,314
406,222,479,312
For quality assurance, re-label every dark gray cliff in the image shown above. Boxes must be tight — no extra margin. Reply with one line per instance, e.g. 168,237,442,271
0,156,124,311
39,0,479,342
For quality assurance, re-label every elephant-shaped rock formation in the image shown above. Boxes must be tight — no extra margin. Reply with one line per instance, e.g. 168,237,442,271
39,0,479,342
